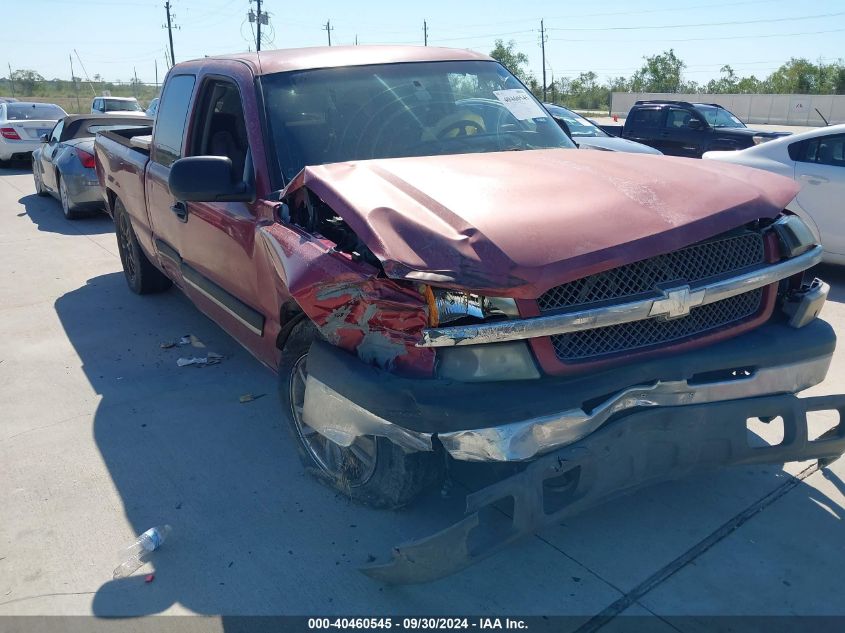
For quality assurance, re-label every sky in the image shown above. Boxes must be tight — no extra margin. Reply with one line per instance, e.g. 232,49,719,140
6,0,845,87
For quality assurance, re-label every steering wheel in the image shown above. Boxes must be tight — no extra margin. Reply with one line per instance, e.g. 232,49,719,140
436,119,484,140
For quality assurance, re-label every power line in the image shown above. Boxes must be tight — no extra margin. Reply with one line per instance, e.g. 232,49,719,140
550,26,845,43
547,10,845,32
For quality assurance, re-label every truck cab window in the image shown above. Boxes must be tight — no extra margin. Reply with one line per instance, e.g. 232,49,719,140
630,108,662,128
665,109,692,129
152,74,196,168
193,81,249,179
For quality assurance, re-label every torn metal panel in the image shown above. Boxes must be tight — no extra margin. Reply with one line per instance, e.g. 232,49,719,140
286,150,800,297
362,393,845,585
257,223,434,376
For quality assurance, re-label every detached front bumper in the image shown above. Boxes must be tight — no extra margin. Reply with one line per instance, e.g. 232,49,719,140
303,318,837,462
362,391,845,584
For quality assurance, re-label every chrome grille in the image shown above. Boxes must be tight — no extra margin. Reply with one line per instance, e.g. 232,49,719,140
538,231,765,313
551,289,764,361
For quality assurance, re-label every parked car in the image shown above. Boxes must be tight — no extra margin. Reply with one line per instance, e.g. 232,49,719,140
145,97,160,118
90,96,147,117
0,101,66,165
95,46,844,583
0,96,19,103
704,123,845,264
544,103,662,154
600,100,790,158
32,114,152,218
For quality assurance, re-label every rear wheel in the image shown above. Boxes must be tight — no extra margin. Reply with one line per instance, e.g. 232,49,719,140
278,321,444,508
59,175,80,219
114,198,172,295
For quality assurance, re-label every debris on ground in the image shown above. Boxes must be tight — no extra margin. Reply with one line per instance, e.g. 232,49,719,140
239,393,266,403
160,341,176,349
177,352,223,367
113,525,172,579
145,574,155,583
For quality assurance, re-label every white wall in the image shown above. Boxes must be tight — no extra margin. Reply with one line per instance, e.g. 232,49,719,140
610,92,845,125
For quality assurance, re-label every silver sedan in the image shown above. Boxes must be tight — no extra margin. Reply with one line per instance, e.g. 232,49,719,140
32,114,151,219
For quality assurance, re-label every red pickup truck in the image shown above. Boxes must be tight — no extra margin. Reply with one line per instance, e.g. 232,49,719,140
95,45,845,584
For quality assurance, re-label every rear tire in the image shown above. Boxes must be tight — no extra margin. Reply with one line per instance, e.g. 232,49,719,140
278,320,444,508
114,198,172,295
59,175,80,219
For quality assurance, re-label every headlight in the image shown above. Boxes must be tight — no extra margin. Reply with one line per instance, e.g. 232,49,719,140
772,215,816,258
424,287,519,326
752,135,770,145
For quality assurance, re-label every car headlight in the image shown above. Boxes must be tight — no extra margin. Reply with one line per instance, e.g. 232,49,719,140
437,341,540,382
423,287,519,326
772,215,817,258
752,135,770,145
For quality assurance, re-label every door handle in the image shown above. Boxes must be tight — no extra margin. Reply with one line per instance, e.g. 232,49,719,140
170,201,188,222
799,174,829,185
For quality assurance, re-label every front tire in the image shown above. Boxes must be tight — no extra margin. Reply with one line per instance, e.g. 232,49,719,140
114,198,172,295
278,321,444,508
32,159,48,196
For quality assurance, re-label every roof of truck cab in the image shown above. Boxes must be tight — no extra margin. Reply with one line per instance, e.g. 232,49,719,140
183,45,494,75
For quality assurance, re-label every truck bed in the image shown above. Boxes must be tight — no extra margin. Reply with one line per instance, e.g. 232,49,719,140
94,128,153,234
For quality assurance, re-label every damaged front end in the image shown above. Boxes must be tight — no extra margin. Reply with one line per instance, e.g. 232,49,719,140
259,159,845,585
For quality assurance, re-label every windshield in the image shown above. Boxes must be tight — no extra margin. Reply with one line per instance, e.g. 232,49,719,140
104,99,142,112
261,60,574,183
694,105,745,129
544,104,608,138
6,103,66,120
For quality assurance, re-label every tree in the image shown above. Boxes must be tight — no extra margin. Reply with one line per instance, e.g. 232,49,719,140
630,49,685,93
489,39,532,84
10,69,45,95
768,58,818,94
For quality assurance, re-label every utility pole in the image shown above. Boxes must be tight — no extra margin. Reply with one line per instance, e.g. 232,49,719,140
323,20,333,46
154,59,159,87
248,1,269,51
540,19,547,101
7,63,15,97
164,1,176,65
423,20,428,46
133,67,139,98
69,54,80,112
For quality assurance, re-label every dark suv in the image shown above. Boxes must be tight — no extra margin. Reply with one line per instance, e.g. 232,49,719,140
605,100,789,158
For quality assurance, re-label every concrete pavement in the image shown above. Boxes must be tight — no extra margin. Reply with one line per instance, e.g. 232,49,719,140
1,164,845,626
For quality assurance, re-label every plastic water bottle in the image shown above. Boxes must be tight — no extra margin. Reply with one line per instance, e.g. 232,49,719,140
112,525,172,579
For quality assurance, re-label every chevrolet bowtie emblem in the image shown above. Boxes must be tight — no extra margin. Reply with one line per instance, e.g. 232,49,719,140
649,285,705,319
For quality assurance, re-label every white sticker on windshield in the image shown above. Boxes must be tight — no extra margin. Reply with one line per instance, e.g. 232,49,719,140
493,89,547,120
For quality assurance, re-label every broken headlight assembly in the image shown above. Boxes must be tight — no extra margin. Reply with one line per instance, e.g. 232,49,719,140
423,287,540,382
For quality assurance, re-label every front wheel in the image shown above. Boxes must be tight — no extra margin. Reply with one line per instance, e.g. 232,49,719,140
32,159,48,196
278,321,444,508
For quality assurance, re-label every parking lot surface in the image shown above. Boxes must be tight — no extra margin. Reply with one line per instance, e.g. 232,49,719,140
2,165,845,627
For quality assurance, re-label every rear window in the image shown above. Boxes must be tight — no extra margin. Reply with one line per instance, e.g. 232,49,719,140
630,108,662,128
104,99,143,112
6,103,66,120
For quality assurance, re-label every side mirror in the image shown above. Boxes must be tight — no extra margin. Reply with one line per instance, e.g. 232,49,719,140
40,134,49,143
169,156,254,203
688,119,703,130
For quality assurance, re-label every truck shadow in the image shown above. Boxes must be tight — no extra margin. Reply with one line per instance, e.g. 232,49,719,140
52,272,845,619
17,193,113,235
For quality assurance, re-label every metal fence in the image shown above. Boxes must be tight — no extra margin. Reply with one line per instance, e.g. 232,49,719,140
610,92,845,126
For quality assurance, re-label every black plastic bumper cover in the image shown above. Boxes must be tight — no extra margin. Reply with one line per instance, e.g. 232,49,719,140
362,392,845,584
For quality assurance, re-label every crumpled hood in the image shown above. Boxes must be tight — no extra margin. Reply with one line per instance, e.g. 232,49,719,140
289,149,799,298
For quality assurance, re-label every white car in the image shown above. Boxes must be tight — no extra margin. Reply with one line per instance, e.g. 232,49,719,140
90,96,147,117
0,101,67,165
704,124,845,264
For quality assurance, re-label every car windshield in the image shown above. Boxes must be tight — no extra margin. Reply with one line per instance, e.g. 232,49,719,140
104,99,143,112
261,60,575,183
545,104,608,138
694,105,745,129
6,103,66,120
